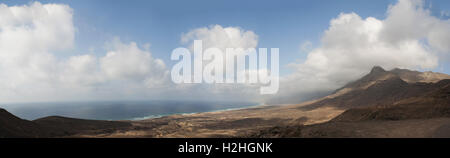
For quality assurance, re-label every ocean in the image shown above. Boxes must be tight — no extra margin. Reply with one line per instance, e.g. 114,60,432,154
0,100,258,121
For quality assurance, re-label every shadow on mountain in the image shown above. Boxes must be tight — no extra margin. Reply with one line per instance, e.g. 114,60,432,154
0,110,132,138
250,66,450,138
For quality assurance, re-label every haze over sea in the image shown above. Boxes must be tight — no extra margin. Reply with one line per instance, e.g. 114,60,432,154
0,101,257,121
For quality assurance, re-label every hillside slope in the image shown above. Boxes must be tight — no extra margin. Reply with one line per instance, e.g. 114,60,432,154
0,109,132,138
251,67,450,138
302,66,450,109
0,108,46,138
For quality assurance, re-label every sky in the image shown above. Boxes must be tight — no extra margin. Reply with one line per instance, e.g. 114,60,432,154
0,0,450,104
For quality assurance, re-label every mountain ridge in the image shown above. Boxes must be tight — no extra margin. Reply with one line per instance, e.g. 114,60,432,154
251,67,450,138
0,108,45,138
1,66,450,138
302,66,450,109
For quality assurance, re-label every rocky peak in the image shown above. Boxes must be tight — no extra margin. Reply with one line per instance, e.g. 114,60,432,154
370,66,386,74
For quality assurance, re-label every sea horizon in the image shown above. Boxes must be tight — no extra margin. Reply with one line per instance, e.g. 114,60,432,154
0,100,259,121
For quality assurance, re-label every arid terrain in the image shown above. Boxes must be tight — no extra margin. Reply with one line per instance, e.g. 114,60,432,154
1,66,450,138
0,101,344,138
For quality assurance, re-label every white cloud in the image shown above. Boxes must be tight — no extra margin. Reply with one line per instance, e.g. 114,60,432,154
61,54,102,86
271,0,449,103
381,0,450,53
0,2,170,102
0,2,74,52
1,0,449,104
181,25,258,51
100,38,168,83
0,3,258,103
179,25,265,101
0,2,74,102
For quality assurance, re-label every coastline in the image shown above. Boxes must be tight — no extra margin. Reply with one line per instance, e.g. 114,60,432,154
130,104,269,121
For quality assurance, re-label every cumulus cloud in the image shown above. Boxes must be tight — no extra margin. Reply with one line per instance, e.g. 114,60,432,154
61,54,102,86
0,2,169,102
181,25,258,51
178,25,266,101
271,0,450,104
0,2,74,102
0,3,259,103
100,38,168,85
382,0,450,53
1,0,449,104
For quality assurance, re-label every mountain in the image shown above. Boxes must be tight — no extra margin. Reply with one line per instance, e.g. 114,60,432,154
251,67,450,138
332,79,450,122
0,108,46,138
33,116,132,137
0,109,132,138
301,66,450,109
